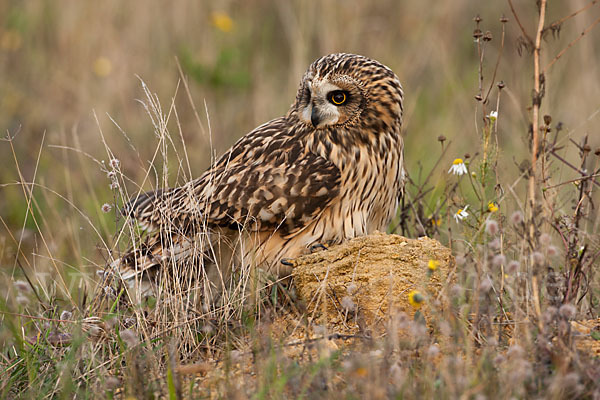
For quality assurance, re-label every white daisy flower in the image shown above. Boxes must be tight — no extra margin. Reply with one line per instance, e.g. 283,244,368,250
489,110,498,121
454,205,469,223
448,158,468,175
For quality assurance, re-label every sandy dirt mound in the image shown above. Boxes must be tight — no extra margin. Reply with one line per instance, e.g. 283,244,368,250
571,319,600,357
292,232,455,332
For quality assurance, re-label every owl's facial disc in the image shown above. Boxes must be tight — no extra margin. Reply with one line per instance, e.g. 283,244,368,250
301,80,348,129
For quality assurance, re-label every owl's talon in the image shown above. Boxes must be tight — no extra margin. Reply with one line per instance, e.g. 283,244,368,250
280,258,296,267
310,243,329,253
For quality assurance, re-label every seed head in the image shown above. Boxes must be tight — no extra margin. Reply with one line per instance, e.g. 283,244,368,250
13,280,31,293
120,329,139,347
480,277,493,292
543,306,557,324
559,304,576,319
532,251,545,265
450,284,464,298
507,344,524,359
562,372,580,388
488,238,501,251
492,254,506,267
346,283,358,295
540,233,551,245
543,115,552,126
439,320,452,336
485,219,499,235
341,296,356,312
394,312,409,329
427,344,440,358
389,363,404,386
101,203,112,213
87,325,103,338
493,354,505,365
109,158,120,169
230,350,243,363
510,211,524,225
106,377,120,391
60,310,72,321
507,260,520,274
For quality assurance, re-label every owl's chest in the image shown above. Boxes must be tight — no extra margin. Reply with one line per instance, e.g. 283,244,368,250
339,139,404,229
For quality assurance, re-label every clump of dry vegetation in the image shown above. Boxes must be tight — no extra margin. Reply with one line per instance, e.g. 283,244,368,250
1,1,600,398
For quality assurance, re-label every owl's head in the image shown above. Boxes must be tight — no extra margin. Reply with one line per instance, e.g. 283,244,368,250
293,53,403,132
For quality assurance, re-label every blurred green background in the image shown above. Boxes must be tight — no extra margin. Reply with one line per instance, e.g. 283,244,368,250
1,0,599,278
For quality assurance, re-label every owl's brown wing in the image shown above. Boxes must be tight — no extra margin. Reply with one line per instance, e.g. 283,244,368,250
126,117,341,237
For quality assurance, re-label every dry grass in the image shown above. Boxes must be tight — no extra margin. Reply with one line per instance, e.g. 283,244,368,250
1,1,600,398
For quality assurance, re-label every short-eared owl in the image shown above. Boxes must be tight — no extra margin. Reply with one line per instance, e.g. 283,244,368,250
116,53,405,285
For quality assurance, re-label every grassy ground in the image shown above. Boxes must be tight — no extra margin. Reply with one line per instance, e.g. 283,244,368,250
1,0,600,398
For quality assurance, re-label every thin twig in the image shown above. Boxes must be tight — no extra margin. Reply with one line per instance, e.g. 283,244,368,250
507,0,533,45
549,150,600,188
0,311,76,324
542,15,600,75
543,0,599,34
483,21,506,103
543,173,600,190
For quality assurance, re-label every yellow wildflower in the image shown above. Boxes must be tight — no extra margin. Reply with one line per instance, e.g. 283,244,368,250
428,259,440,271
428,215,441,227
211,12,234,33
93,57,112,77
488,202,499,213
408,290,424,309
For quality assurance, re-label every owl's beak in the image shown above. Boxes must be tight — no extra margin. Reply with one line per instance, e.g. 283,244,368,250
310,106,322,128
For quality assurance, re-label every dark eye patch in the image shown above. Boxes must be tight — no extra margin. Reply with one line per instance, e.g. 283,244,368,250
328,90,348,106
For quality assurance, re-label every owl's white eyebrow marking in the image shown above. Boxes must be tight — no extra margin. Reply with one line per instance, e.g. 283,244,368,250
311,81,342,98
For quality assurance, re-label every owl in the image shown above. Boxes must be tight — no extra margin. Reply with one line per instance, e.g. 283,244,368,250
113,53,405,291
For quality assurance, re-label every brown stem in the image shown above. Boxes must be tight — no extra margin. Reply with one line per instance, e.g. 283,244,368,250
529,0,547,242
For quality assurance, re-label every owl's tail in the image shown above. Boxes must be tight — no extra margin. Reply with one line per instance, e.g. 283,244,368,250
95,187,197,293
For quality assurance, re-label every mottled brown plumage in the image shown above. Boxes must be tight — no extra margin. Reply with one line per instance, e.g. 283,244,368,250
116,53,405,284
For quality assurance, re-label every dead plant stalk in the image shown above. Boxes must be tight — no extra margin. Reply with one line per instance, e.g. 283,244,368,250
529,0,546,241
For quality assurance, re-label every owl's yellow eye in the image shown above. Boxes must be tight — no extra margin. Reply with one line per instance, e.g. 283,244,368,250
328,91,347,105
